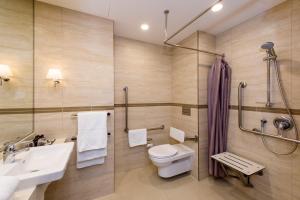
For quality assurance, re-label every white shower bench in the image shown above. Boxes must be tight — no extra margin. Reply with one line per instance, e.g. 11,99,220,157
211,152,265,187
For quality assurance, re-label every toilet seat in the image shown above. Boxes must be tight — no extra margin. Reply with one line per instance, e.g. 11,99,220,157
148,144,178,159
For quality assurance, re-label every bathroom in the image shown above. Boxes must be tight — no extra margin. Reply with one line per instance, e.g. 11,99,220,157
0,0,300,199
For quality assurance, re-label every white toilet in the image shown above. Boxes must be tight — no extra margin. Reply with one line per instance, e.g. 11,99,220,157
148,128,195,178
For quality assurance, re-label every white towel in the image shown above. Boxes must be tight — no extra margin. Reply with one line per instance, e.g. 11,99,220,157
0,176,20,200
77,158,105,169
77,111,108,152
77,111,108,169
170,127,185,143
128,129,147,147
77,148,107,162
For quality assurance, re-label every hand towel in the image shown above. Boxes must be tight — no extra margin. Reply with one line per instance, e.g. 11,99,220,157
77,158,105,169
170,127,185,143
0,176,20,200
76,111,108,169
77,148,107,162
128,129,147,147
77,111,108,152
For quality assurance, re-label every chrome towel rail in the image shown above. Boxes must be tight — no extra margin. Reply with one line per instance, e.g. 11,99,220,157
71,112,110,118
238,81,300,144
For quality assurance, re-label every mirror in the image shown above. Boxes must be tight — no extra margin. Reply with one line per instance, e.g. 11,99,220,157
0,0,34,145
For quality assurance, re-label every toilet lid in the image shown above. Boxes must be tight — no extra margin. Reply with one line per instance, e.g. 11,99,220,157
148,144,178,158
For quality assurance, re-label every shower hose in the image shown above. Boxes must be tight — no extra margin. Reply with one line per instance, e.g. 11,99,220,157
261,60,299,155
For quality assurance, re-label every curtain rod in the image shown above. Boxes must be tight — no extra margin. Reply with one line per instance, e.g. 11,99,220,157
164,0,224,57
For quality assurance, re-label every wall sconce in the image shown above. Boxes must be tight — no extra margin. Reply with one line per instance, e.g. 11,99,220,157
46,68,62,87
0,64,12,86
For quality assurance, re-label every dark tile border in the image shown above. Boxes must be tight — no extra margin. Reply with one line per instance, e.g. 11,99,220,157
114,103,172,107
1,104,299,115
229,105,300,115
0,108,34,115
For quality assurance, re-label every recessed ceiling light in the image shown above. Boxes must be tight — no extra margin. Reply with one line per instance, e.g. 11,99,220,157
140,23,149,31
211,3,223,12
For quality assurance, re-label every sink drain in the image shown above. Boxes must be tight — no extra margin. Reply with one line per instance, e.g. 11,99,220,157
30,169,40,173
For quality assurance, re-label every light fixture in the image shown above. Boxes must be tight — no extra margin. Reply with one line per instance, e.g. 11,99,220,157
0,64,12,86
140,23,149,31
46,68,62,87
211,3,223,12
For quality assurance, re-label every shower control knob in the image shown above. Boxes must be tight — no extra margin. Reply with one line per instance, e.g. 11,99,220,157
273,116,294,131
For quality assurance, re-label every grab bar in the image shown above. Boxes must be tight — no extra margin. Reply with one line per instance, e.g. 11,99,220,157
123,86,165,133
147,125,165,132
238,81,300,144
185,135,198,142
124,86,129,133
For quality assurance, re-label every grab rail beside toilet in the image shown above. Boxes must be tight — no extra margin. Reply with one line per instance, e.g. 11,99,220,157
123,86,165,133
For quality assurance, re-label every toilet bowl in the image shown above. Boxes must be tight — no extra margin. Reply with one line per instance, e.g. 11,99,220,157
148,144,194,178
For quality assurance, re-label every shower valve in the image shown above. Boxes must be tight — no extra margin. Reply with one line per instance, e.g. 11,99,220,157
273,116,294,131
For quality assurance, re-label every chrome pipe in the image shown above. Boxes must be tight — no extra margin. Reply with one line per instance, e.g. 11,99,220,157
238,81,300,144
124,86,129,133
164,0,222,44
163,1,224,57
266,60,271,107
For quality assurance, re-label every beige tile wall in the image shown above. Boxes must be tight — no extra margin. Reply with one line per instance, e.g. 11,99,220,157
34,2,115,200
114,37,172,104
216,0,300,199
114,37,172,183
0,0,34,143
171,31,216,179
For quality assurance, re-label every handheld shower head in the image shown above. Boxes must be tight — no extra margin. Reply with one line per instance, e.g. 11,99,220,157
261,42,277,58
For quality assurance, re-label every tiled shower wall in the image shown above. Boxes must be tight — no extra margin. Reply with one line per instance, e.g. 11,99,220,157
114,36,172,182
171,32,216,179
216,0,300,199
34,2,115,200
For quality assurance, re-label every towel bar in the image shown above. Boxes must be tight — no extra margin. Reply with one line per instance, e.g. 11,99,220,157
71,112,110,118
70,133,111,142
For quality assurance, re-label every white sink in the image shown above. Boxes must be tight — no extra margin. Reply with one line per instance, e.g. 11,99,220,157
0,142,74,189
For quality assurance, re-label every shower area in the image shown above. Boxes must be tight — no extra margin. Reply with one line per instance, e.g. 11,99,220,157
114,0,300,199
113,31,215,182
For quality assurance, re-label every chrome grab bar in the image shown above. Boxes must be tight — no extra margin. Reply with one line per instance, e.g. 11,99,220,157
185,135,198,143
238,81,300,144
124,86,129,133
123,86,164,133
147,125,165,132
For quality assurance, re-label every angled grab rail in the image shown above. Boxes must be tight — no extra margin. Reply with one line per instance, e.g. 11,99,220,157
238,81,300,144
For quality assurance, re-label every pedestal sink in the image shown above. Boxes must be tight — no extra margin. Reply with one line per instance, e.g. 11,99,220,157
0,142,74,190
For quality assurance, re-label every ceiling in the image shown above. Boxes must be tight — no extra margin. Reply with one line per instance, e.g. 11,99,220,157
38,0,286,45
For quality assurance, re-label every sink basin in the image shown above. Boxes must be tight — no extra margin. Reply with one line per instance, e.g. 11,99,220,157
0,142,74,189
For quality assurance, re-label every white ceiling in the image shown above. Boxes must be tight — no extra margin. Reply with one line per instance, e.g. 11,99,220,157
38,0,286,45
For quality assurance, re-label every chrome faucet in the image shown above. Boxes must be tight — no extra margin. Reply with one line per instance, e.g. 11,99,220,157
2,141,32,163
1,132,35,163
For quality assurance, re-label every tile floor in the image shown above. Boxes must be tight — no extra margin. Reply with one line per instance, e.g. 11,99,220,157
96,166,255,200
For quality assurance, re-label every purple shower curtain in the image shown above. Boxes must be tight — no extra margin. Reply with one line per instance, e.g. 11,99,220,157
208,58,231,177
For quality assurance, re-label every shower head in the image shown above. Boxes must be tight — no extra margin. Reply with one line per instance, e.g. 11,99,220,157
261,42,274,50
261,42,277,58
